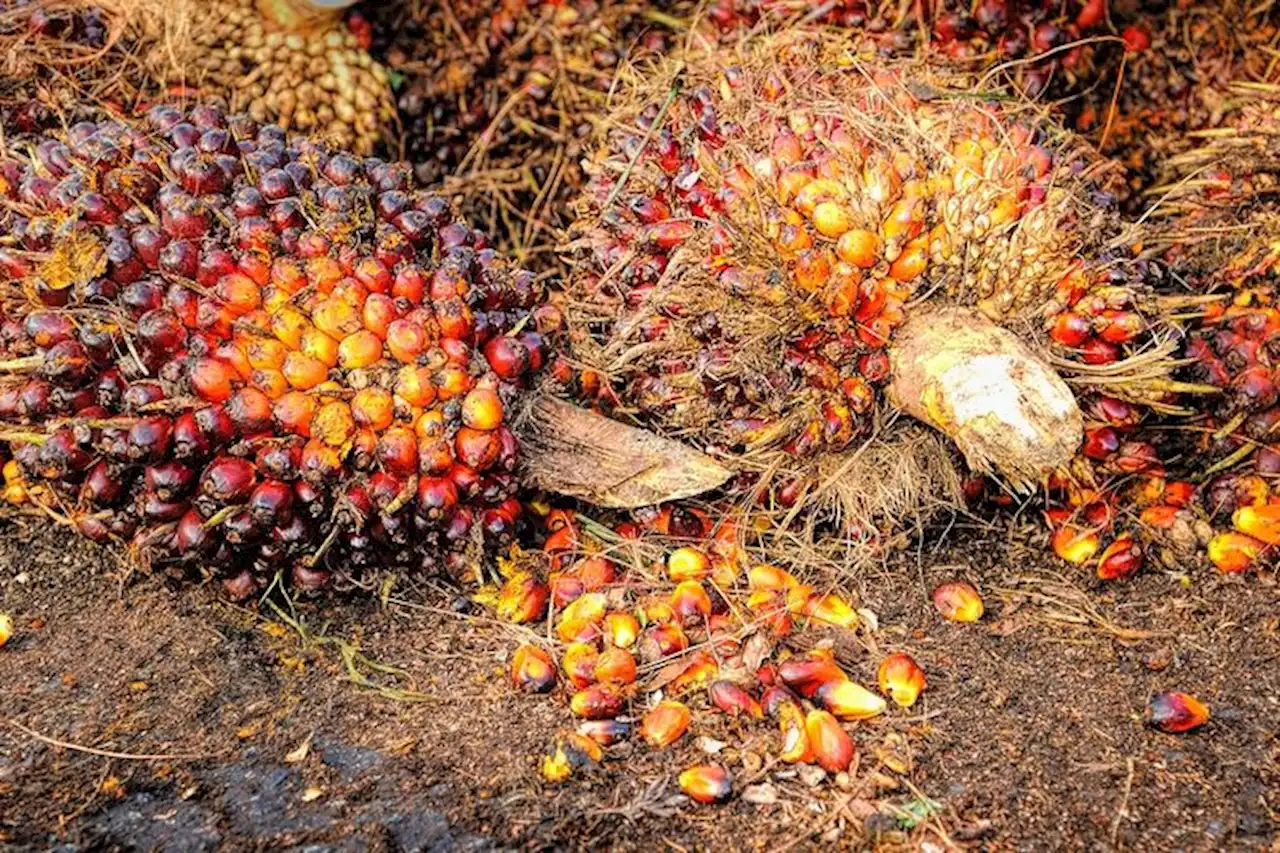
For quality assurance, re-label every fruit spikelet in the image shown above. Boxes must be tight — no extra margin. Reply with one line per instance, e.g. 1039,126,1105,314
0,107,551,596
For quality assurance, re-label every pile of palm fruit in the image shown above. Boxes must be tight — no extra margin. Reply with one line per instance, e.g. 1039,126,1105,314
0,105,550,596
1,0,1276,816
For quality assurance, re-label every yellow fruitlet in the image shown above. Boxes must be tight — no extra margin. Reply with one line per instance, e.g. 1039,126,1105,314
1232,505,1280,545
640,700,692,748
877,652,926,708
815,679,887,720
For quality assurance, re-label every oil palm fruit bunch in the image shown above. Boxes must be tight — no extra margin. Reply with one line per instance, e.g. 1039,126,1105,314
178,0,396,154
554,29,1190,542
493,501,915,793
0,106,551,597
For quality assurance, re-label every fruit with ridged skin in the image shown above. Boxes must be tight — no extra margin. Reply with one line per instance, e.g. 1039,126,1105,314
0,109,547,592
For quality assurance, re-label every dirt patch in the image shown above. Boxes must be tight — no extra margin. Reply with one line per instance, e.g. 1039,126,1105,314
1,518,1277,850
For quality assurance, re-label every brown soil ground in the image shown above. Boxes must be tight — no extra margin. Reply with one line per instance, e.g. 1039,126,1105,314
1,517,1277,852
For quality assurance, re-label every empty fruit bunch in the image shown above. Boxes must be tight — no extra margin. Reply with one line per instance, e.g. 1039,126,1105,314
0,107,553,596
366,0,683,259
555,30,1189,547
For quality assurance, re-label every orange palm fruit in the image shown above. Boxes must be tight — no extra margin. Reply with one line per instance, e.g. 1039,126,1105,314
678,764,732,804
495,575,549,625
556,592,608,642
640,700,692,748
877,652,926,708
805,710,854,773
1207,532,1263,574
932,581,984,623
709,680,764,718
561,642,600,690
1053,525,1101,565
603,612,640,648
748,564,795,591
669,653,720,694
667,547,711,581
1146,691,1210,733
670,580,712,622
569,683,626,720
814,679,886,720
511,645,557,693
540,732,602,783
594,647,637,685
1232,504,1280,545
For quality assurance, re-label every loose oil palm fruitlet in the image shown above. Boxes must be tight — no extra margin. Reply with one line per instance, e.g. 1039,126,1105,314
0,107,552,596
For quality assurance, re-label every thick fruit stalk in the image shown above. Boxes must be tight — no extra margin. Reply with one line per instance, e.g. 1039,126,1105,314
888,307,1082,490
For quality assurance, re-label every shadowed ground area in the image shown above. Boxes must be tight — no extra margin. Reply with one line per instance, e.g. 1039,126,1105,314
0,518,1276,850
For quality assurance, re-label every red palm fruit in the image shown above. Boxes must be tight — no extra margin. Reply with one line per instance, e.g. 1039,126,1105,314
932,581,984,622
1097,535,1143,580
561,642,599,690
549,572,586,609
709,680,764,718
496,575,549,624
805,710,854,773
512,645,557,693
678,764,731,804
190,356,237,401
595,647,637,685
1050,312,1091,347
778,650,847,698
1146,691,1209,733
1082,427,1120,460
604,612,640,648
641,700,692,748
483,336,529,380
1233,505,1280,545
877,652,926,708
814,679,886,720
1207,532,1263,574
199,456,256,504
570,683,625,720
638,623,688,662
